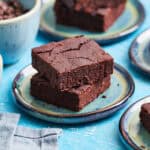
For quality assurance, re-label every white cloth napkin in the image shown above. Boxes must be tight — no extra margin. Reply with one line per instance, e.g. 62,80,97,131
0,113,20,150
13,126,62,150
0,113,62,150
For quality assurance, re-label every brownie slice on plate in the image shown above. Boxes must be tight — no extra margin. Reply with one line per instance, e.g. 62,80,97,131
54,0,126,32
31,73,111,111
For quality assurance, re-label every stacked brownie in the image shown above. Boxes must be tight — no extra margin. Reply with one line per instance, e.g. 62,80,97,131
31,36,114,111
54,0,127,32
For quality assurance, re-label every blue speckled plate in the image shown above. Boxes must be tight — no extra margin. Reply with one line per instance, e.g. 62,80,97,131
40,0,145,44
119,96,150,150
129,29,150,74
13,64,134,124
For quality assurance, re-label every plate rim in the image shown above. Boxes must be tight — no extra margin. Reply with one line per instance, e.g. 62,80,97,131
39,0,145,43
119,95,150,150
12,63,135,119
129,29,150,74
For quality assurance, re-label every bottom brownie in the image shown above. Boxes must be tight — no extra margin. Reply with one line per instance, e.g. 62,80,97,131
30,74,111,111
140,103,150,133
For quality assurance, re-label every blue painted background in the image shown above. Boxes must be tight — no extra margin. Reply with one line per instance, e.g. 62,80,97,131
0,0,150,149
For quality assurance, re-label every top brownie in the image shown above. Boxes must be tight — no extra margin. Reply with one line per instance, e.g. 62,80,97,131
32,36,113,90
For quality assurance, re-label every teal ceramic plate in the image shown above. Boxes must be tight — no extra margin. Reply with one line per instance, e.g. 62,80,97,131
40,0,145,44
129,29,150,74
119,96,150,150
13,64,134,124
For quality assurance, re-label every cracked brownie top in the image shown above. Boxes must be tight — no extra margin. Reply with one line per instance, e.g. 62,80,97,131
32,36,113,73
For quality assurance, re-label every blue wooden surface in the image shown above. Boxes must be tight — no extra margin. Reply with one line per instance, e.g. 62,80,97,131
0,0,150,149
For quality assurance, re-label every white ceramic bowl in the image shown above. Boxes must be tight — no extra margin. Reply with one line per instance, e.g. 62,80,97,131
0,0,41,64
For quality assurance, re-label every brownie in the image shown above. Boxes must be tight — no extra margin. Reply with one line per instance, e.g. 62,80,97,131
54,0,126,32
140,103,150,133
32,36,113,90
31,73,111,111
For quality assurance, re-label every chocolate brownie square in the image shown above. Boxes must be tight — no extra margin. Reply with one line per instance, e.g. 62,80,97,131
54,0,126,32
31,73,111,111
140,103,150,133
32,36,113,90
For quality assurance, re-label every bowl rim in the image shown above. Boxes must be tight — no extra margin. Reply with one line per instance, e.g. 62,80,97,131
0,0,41,25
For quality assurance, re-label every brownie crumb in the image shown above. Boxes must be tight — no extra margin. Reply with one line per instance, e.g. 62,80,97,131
102,95,107,99
117,83,120,87
140,145,146,149
0,0,28,21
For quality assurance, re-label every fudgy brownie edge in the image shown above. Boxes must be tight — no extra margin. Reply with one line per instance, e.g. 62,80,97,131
30,73,111,111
